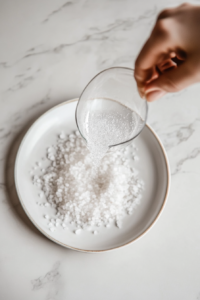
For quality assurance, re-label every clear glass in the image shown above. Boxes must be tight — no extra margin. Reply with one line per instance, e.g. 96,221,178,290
75,67,148,149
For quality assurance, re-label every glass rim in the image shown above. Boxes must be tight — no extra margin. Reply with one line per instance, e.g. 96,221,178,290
75,66,148,148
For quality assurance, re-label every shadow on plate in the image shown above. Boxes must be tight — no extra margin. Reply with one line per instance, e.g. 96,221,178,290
5,123,42,236
4,98,77,250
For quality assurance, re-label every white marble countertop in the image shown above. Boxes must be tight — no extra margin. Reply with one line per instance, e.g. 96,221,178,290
1,0,200,299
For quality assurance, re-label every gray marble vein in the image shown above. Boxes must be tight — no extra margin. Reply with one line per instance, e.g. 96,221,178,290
15,74,24,78
42,0,74,23
42,0,156,25
0,62,9,69
8,76,34,92
172,147,200,175
31,262,61,300
31,262,61,290
159,123,195,151
0,131,11,141
28,90,51,111
6,68,41,92
0,7,157,69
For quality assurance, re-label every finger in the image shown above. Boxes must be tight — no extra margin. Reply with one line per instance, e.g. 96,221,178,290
134,21,174,95
145,55,176,84
135,22,173,71
144,59,197,101
176,49,187,61
157,7,176,20
157,3,192,21
145,90,167,102
157,58,177,73
146,66,159,84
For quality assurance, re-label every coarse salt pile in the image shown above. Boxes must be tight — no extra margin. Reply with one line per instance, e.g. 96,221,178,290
31,130,144,233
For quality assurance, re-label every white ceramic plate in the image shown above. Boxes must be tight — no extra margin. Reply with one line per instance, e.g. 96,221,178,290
15,99,170,252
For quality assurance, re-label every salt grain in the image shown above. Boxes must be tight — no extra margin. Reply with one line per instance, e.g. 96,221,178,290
59,133,65,139
31,130,144,234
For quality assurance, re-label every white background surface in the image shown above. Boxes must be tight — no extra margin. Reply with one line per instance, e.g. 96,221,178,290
1,0,200,299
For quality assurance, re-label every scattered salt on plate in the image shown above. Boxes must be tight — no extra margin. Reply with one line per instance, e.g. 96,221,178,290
31,131,144,235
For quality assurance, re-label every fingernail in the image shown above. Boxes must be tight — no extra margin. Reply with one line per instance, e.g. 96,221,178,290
145,90,166,102
137,88,145,99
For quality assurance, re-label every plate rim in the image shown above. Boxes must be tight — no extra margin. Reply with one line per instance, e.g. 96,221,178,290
14,98,171,253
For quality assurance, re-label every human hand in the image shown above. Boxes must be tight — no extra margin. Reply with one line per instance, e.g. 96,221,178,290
134,3,200,101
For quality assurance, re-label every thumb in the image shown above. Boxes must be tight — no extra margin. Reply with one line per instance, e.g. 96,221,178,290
144,60,196,102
